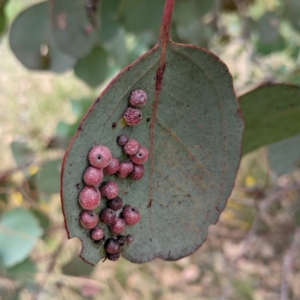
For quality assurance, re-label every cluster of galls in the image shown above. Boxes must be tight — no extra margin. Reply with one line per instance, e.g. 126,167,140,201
79,89,149,261
123,89,147,126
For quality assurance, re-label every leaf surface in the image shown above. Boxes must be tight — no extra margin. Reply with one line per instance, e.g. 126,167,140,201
74,46,108,87
37,159,61,194
9,2,74,72
0,208,42,267
50,0,98,59
268,134,300,176
61,39,243,264
240,84,300,155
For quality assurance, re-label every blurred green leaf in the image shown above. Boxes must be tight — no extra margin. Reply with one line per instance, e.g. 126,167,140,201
285,0,300,31
62,256,93,277
232,279,254,300
50,0,99,59
7,258,36,281
105,28,127,67
74,46,108,87
255,11,286,55
268,134,300,176
31,208,50,230
0,208,43,267
256,35,286,55
294,210,300,226
173,0,215,25
0,6,7,35
257,12,280,43
97,0,120,43
9,2,74,72
10,141,34,177
119,0,164,35
240,84,300,155
37,159,61,194
56,121,71,137
176,20,213,48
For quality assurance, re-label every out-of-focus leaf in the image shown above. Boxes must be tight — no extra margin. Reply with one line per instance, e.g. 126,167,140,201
255,12,285,55
97,0,120,43
37,159,61,194
268,134,300,176
173,0,215,25
0,6,7,35
119,0,164,35
240,84,300,155
10,141,34,177
0,208,42,267
61,41,243,265
31,208,50,230
9,2,74,72
257,12,280,43
50,0,99,59
294,210,300,226
74,46,108,87
286,71,300,86
176,20,214,48
285,0,300,31
105,28,127,67
256,35,286,55
7,258,36,280
62,256,93,276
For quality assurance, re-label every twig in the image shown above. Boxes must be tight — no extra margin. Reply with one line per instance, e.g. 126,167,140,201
280,227,300,300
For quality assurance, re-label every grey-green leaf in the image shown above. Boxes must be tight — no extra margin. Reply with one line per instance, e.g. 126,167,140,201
240,84,300,155
119,0,164,34
0,208,43,267
37,159,61,194
74,46,108,87
285,0,300,31
268,134,300,176
50,0,99,59
9,2,74,72
10,141,34,172
61,41,243,265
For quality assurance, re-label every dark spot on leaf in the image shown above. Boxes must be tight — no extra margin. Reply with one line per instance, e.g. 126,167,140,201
147,117,150,122
112,122,116,128
75,183,80,190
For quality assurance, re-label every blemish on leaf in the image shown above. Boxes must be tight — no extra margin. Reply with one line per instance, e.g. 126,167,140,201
57,13,67,30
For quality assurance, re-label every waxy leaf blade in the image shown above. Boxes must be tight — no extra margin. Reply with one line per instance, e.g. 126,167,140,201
268,134,300,176
240,84,300,155
9,2,74,72
61,41,243,265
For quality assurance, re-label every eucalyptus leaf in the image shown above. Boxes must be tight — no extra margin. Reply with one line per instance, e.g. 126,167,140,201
268,134,300,176
240,84,300,155
61,40,243,264
10,140,34,171
37,159,61,194
50,0,99,59
0,208,42,267
9,2,74,72
119,0,164,35
285,0,300,31
7,258,36,281
74,46,108,87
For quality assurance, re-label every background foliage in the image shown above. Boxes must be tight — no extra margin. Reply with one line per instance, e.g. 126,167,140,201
0,0,300,299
